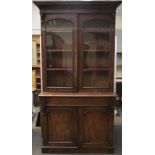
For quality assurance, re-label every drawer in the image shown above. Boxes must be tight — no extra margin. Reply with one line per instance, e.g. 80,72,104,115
45,97,115,106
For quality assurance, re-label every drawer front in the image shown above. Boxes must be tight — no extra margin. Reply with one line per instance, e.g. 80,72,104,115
45,97,114,106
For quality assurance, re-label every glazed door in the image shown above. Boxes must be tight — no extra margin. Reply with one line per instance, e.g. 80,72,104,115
79,14,114,92
42,14,77,92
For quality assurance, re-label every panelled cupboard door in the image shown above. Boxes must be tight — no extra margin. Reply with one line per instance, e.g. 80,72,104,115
43,107,78,147
41,14,78,92
79,14,115,92
79,107,114,148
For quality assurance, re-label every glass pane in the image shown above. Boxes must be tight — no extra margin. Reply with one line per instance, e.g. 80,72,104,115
47,52,72,68
83,71,109,88
47,70,72,87
83,19,111,50
46,19,73,30
45,19,73,87
84,32,110,50
82,19,111,89
83,52,109,68
83,19,110,29
46,32,72,50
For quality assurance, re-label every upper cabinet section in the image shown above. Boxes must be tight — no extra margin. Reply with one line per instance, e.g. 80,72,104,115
34,1,121,92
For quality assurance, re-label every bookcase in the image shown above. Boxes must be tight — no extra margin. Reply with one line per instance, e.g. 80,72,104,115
32,35,41,92
34,0,121,153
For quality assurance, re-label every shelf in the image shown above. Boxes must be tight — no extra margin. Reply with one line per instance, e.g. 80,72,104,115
47,68,72,71
36,83,41,85
83,68,109,71
83,28,110,33
46,29,72,33
32,65,40,69
117,52,122,54
83,50,110,53
46,49,72,52
116,77,122,83
36,76,40,79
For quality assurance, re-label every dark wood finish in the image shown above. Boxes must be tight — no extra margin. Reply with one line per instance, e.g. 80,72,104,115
45,106,78,147
79,106,114,148
41,14,78,92
39,92,117,97
34,0,121,153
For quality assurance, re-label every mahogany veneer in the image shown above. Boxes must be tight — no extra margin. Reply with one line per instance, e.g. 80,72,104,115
34,0,121,153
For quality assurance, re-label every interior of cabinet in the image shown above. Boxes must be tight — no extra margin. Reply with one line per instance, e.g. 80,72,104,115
45,19,74,88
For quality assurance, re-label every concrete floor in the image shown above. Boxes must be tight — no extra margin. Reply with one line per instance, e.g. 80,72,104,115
32,107,122,155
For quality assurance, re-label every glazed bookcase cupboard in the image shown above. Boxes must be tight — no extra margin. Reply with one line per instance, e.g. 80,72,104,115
34,0,121,153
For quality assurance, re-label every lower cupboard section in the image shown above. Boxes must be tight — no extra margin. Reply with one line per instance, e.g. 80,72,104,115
40,106,114,153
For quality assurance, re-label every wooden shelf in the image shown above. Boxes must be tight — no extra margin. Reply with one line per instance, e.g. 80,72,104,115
83,50,110,53
46,49,72,52
46,29,72,33
83,68,109,71
84,28,110,33
32,65,40,69
47,68,72,71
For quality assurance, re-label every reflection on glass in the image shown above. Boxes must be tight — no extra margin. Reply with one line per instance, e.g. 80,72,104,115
45,19,73,87
83,71,109,88
46,19,73,30
83,52,109,68
46,32,72,50
83,19,110,29
84,32,110,50
47,52,72,68
83,19,111,50
47,70,72,87
82,19,111,88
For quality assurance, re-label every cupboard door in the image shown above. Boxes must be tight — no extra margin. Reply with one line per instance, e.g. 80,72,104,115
42,14,77,92
79,107,114,148
43,106,78,147
79,14,114,92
